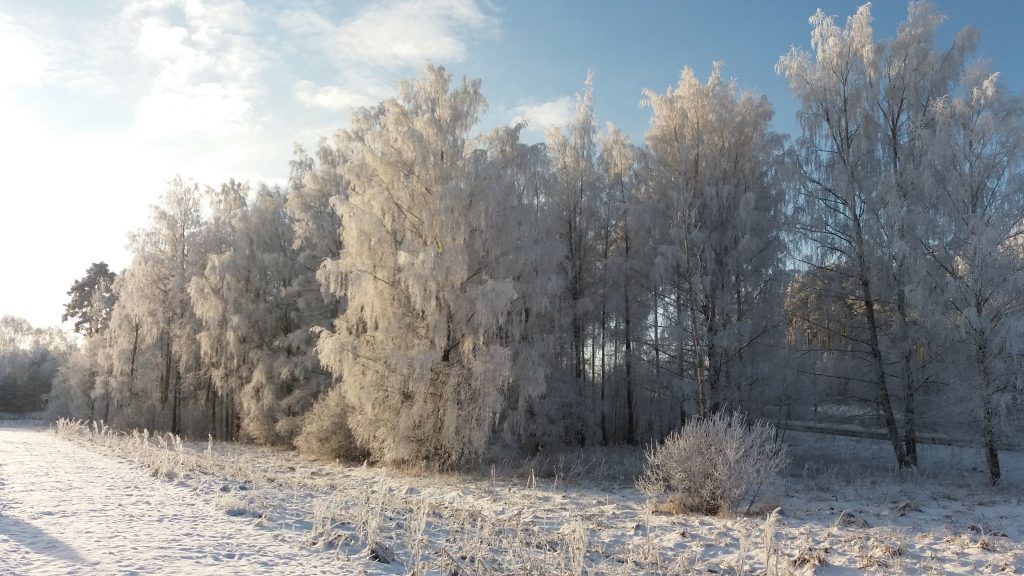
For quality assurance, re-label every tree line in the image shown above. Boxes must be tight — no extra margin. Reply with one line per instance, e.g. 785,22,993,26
48,3,1023,483
0,316,74,414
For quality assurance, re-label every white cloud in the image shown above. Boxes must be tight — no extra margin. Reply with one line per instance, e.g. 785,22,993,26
0,11,49,90
282,0,494,70
295,80,383,111
123,0,267,138
331,0,492,69
135,17,191,61
511,96,576,134
135,82,253,137
281,0,497,110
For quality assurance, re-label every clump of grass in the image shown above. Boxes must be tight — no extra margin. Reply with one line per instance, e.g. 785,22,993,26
213,494,260,518
855,530,908,570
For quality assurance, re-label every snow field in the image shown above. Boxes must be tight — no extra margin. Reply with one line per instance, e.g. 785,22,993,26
1,419,1013,574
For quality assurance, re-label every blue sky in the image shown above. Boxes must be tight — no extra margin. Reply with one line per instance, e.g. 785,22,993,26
1,0,1022,328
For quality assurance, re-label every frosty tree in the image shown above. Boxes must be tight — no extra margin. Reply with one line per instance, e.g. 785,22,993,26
644,64,786,420
0,316,73,413
779,5,911,468
546,75,601,444
315,65,549,465
190,182,334,443
922,67,1024,484
597,124,644,443
779,2,1013,472
858,1,978,466
95,178,210,434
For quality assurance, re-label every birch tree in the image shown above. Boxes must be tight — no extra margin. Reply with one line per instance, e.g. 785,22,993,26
316,65,548,465
923,69,1024,484
598,124,647,443
190,182,334,443
644,64,786,420
780,2,997,469
546,75,600,444
861,1,979,465
779,6,910,467
100,177,209,434
286,139,347,325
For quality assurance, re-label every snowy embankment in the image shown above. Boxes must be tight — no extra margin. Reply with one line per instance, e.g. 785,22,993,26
1,420,1021,575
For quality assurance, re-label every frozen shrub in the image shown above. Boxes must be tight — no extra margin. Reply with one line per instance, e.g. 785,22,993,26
636,411,788,515
294,386,365,462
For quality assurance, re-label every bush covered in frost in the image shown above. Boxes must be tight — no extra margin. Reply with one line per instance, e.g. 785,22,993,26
294,386,366,462
637,411,788,515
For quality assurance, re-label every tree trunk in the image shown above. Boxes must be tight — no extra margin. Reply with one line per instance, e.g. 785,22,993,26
896,281,918,467
686,278,706,418
706,291,719,413
976,334,1002,485
160,332,172,405
653,288,660,386
171,365,181,435
127,322,140,398
572,271,585,446
224,391,232,442
624,260,634,446
853,215,907,469
210,389,218,440
600,251,608,445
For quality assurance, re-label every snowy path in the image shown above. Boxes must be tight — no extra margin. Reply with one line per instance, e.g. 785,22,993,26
0,422,350,576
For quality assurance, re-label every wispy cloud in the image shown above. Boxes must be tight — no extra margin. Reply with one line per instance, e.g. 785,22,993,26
0,11,49,90
0,9,51,176
295,80,384,111
122,0,268,138
280,0,497,111
511,96,576,139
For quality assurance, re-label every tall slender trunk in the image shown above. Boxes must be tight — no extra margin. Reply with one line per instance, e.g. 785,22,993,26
171,365,181,436
210,388,218,440
590,323,597,436
224,391,232,442
706,291,719,413
590,325,597,395
976,330,1002,485
600,353,608,445
653,288,660,384
572,260,585,445
566,211,586,445
573,306,585,446
600,239,608,445
127,322,139,397
160,332,172,405
890,124,919,468
623,228,634,445
853,213,907,468
896,284,918,466
611,328,619,439
686,276,706,418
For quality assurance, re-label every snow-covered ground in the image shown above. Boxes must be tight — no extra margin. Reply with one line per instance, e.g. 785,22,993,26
0,419,1021,575
0,421,353,575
